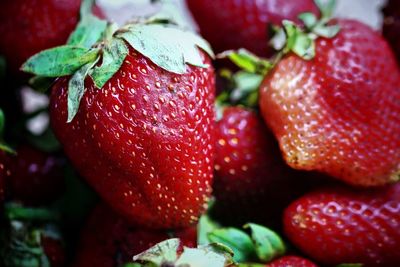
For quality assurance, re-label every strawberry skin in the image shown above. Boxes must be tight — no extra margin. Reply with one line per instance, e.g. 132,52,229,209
267,255,318,267
50,47,215,229
213,106,306,226
259,19,400,186
284,184,400,266
187,0,319,56
8,146,65,205
41,236,65,267
72,203,197,267
0,0,102,75
383,0,400,63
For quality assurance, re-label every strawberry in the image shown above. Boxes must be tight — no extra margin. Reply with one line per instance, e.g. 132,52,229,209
22,8,216,228
284,183,400,266
212,105,310,226
186,0,319,56
7,146,65,206
0,0,103,75
383,0,400,63
72,203,197,267
267,255,318,267
259,19,400,186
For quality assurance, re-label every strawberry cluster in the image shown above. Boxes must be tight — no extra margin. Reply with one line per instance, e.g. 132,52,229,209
0,0,399,266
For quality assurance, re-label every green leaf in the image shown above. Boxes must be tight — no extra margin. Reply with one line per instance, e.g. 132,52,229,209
176,243,235,267
314,0,336,19
282,20,315,60
292,33,315,60
90,38,128,89
67,15,108,49
132,238,180,265
198,214,221,245
231,71,263,102
67,56,99,122
208,228,255,262
21,46,98,77
298,12,318,29
313,23,340,38
4,203,60,222
79,0,95,17
244,223,285,262
218,49,273,74
117,24,214,74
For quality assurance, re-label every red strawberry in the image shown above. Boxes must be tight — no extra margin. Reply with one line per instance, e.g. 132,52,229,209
259,19,400,186
284,183,400,266
7,146,65,205
14,10,219,228
383,0,400,63
186,0,319,56
72,203,197,267
213,106,310,226
267,255,318,267
50,47,215,228
41,236,66,267
0,0,103,75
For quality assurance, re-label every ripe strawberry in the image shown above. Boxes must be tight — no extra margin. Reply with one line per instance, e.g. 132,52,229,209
383,0,400,63
7,146,65,205
72,203,197,267
259,19,400,186
0,0,103,75
186,0,319,56
284,183,400,266
22,11,216,228
267,255,318,267
213,106,310,226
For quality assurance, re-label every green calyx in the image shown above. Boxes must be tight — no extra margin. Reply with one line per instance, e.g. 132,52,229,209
217,0,339,107
20,0,214,123
132,238,235,267
206,223,286,264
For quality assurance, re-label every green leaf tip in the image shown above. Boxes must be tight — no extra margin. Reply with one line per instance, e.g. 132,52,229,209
67,57,99,123
218,49,272,75
20,45,98,77
208,227,255,262
67,14,108,49
314,0,337,19
117,23,214,75
244,223,286,262
132,238,180,265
